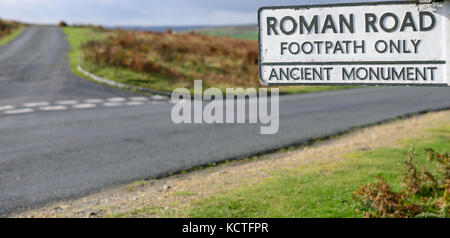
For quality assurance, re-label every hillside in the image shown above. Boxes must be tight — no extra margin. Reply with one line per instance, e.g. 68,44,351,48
192,25,258,41
65,27,351,94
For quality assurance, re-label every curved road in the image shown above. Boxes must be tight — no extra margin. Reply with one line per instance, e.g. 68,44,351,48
0,26,449,216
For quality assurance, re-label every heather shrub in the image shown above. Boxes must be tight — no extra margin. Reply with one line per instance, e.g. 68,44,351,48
82,30,259,88
353,148,450,218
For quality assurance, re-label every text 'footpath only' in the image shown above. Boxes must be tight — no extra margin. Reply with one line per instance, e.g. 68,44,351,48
258,1,450,86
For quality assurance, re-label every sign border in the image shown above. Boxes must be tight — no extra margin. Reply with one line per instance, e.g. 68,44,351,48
257,0,449,87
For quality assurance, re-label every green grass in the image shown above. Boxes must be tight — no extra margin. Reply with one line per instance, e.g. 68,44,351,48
127,180,151,192
0,26,25,47
173,190,198,197
112,122,448,218
278,85,354,94
204,30,258,41
182,127,448,218
232,31,258,41
82,61,191,92
63,26,353,95
108,206,163,218
194,25,258,41
63,27,112,79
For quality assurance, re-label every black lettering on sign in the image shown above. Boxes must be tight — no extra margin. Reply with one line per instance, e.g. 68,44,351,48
269,67,333,81
299,15,319,34
267,17,279,35
374,39,422,54
267,11,437,35
339,14,354,33
267,14,354,36
400,12,417,32
321,15,338,33
365,13,378,32
342,67,438,81
420,12,436,31
280,16,297,35
375,40,388,53
280,40,367,55
365,11,436,33
380,13,399,33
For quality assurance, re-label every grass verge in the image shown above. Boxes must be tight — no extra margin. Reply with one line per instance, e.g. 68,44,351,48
185,137,448,218
63,26,353,95
63,27,112,79
0,26,25,47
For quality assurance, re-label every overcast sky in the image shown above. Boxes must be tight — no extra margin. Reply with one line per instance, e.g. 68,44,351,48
0,0,393,26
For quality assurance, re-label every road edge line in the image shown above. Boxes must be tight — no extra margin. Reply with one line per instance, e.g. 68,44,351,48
76,55,171,97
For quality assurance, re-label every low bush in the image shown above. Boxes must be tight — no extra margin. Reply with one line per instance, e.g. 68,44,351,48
353,148,449,218
0,19,20,39
58,21,68,27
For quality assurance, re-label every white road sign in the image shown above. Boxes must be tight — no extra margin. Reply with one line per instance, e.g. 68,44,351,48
258,1,450,86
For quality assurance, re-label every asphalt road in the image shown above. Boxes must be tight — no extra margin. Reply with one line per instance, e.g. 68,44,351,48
0,26,449,216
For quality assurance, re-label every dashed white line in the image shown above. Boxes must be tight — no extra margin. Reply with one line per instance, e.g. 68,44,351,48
170,99,187,104
85,99,104,103
0,105,14,111
129,97,149,101
39,105,68,111
107,97,126,102
103,102,123,107
125,101,144,106
2,96,154,115
73,104,96,109
4,108,34,114
56,100,78,105
151,95,167,100
23,102,50,107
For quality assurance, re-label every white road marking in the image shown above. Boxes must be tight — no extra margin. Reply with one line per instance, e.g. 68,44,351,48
0,105,14,111
73,104,96,109
151,95,167,100
103,102,123,107
170,99,187,104
85,99,104,103
56,100,78,105
125,101,144,106
129,97,149,101
1,96,154,115
23,102,50,107
4,108,34,114
39,105,68,111
107,97,126,102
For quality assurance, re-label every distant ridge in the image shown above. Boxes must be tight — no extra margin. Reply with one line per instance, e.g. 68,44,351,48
104,24,256,33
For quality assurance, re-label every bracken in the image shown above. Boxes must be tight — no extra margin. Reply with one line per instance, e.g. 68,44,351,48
353,148,449,218
0,19,19,39
82,30,259,88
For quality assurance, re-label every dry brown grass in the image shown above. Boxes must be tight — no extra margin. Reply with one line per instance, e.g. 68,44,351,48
82,30,259,88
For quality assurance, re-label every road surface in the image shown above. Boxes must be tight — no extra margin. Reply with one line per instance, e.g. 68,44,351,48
0,26,449,216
